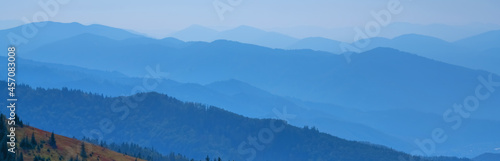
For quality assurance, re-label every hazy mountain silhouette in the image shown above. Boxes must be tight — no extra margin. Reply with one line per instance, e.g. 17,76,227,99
287,37,343,53
17,32,500,122
169,24,219,42
375,22,500,42
170,25,298,48
454,30,500,52
0,83,470,161
4,22,500,158
4,21,497,75
348,33,500,75
0,21,141,51
11,35,500,157
0,56,411,154
265,22,500,42
217,25,298,48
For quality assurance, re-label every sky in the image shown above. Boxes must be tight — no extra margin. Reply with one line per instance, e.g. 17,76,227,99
1,0,499,38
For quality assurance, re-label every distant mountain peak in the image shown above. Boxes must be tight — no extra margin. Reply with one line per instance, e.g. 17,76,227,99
393,33,449,42
232,25,262,31
364,47,402,53
184,24,217,31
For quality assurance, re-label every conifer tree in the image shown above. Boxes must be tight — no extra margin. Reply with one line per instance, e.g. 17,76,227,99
17,152,23,161
49,132,57,148
80,142,87,159
31,132,37,146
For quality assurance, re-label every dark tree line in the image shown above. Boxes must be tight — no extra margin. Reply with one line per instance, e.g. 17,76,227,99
83,137,221,161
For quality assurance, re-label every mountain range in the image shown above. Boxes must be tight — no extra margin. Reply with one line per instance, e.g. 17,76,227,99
0,83,472,161
13,32,500,120
264,22,500,42
2,22,499,75
1,21,499,158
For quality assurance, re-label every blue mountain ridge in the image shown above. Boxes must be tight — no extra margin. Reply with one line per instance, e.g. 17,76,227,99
1,22,499,157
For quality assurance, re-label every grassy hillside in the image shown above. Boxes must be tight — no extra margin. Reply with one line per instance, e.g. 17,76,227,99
16,124,145,161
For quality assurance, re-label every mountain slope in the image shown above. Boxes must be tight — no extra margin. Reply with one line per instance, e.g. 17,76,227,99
217,25,298,48
5,23,500,157
287,37,343,53
0,115,144,161
353,34,471,59
170,25,298,48
1,83,461,161
17,33,500,121
0,56,414,155
350,33,500,75
169,25,219,42
284,32,500,75
0,21,141,51
454,30,500,51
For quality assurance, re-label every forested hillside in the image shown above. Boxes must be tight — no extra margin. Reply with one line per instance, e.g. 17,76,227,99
0,82,470,161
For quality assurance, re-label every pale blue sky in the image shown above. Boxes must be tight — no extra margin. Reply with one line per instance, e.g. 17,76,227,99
1,0,499,38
